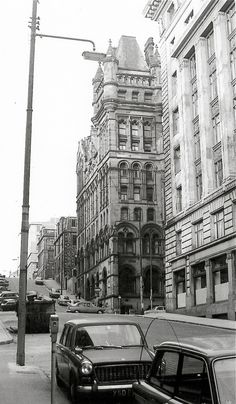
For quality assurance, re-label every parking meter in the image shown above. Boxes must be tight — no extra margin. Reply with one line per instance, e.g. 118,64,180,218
50,314,59,404
50,314,59,343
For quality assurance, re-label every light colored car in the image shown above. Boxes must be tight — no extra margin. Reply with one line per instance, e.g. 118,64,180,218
57,295,72,306
66,300,104,314
1,298,17,311
144,305,166,315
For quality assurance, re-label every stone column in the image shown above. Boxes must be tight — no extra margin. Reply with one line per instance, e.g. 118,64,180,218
195,38,214,195
227,252,236,320
179,59,196,206
214,12,236,180
205,260,213,318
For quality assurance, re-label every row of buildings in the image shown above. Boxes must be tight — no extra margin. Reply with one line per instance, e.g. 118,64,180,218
27,0,236,319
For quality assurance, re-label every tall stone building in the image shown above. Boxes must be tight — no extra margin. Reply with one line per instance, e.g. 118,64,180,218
76,36,164,313
37,226,56,280
144,0,236,319
54,216,77,293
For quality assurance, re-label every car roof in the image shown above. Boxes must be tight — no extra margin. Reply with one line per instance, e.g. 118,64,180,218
159,335,236,357
65,318,142,327
143,312,236,331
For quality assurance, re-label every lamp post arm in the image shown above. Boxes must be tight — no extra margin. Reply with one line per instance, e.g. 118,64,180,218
36,33,96,51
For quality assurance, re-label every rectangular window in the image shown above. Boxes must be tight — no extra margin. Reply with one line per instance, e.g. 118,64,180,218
144,92,153,102
209,59,218,100
207,30,215,58
194,122,201,160
144,143,152,152
214,159,223,187
146,187,154,202
118,90,126,99
174,146,181,174
131,142,139,151
196,165,203,200
176,268,185,293
120,186,127,201
173,108,179,135
132,91,139,101
213,210,224,238
134,186,141,201
192,80,198,118
176,186,182,212
121,208,128,220
194,220,203,247
189,52,196,80
212,113,221,144
176,231,182,255
172,71,177,96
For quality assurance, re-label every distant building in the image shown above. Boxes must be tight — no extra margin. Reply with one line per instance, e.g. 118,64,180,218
37,226,56,280
144,0,236,319
76,36,165,313
54,217,77,293
27,218,58,280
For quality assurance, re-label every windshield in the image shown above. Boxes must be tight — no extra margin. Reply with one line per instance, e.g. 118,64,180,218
75,324,143,348
213,357,236,404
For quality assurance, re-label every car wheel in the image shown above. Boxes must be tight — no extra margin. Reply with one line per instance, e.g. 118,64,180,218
69,375,78,404
97,310,103,314
56,364,64,388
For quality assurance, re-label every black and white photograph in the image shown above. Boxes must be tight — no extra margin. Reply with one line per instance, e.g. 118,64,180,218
0,1,235,403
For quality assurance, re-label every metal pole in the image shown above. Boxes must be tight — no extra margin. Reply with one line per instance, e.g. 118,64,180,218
139,220,144,314
150,232,153,310
17,0,38,366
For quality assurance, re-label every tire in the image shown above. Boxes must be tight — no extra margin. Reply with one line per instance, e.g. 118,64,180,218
97,310,103,314
69,375,78,404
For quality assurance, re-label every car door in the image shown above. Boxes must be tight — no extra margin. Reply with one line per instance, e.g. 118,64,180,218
135,350,180,404
57,324,73,386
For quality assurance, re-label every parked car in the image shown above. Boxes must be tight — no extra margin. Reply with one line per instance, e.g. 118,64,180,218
56,318,153,402
66,300,105,314
0,291,18,304
49,289,61,299
35,277,44,285
1,298,17,311
133,335,236,404
57,295,72,306
144,305,166,315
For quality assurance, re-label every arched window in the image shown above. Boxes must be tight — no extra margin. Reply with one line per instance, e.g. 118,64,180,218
132,163,140,178
134,207,141,221
86,279,90,300
118,232,125,253
119,266,136,294
102,268,107,297
145,163,153,181
120,162,128,177
147,208,155,221
91,276,95,297
121,207,128,220
143,267,160,295
126,233,134,253
143,234,150,254
96,272,99,288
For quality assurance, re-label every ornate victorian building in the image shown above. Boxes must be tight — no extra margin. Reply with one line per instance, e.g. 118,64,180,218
76,36,164,313
145,0,236,319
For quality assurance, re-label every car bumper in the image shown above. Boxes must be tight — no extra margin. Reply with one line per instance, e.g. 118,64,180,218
77,383,133,394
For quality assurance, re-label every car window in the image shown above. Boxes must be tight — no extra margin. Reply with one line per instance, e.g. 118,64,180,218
60,325,70,346
75,328,94,347
150,351,179,394
177,355,212,404
65,326,73,348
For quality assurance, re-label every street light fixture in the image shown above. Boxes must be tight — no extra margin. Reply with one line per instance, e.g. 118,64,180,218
17,0,98,366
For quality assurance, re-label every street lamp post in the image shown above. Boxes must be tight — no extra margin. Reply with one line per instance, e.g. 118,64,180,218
17,0,100,366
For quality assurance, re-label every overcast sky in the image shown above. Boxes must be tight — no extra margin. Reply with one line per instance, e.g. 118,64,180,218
0,0,158,275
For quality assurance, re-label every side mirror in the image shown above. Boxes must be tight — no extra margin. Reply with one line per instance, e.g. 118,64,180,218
74,346,83,354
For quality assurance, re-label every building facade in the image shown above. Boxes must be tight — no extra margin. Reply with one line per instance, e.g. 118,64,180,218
76,36,164,313
27,223,42,279
144,0,236,319
54,216,77,293
37,226,56,280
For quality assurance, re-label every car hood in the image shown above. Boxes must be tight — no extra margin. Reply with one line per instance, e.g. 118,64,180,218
78,346,151,364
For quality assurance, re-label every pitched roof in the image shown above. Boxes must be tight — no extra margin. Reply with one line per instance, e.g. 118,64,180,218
115,35,149,72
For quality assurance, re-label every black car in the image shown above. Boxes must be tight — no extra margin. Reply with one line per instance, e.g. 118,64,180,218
133,335,236,404
1,298,17,311
56,318,153,402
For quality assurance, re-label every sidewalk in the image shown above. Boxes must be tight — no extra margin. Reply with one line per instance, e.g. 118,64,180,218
0,319,69,403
